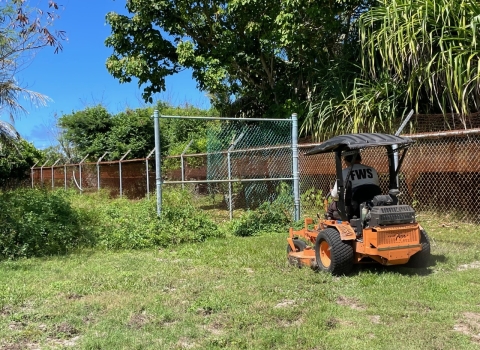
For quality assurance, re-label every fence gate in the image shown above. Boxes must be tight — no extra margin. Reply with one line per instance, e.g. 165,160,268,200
157,113,300,220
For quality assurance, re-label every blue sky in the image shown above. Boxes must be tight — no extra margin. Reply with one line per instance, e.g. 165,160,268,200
2,0,210,149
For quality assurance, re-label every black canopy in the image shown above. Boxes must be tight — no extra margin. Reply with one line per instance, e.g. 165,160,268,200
305,133,414,155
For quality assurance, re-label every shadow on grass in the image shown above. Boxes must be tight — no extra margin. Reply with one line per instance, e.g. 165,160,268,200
348,253,446,277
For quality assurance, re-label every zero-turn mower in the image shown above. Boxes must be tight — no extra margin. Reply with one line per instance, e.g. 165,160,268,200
287,133,430,275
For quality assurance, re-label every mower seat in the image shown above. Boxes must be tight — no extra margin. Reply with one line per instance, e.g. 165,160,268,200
348,184,382,219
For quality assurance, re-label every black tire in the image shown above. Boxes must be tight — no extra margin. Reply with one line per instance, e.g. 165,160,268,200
406,229,431,268
315,228,354,276
287,239,308,253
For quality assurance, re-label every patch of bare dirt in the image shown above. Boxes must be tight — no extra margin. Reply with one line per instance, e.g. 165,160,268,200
457,261,480,271
177,337,196,349
274,300,296,308
278,317,304,328
52,322,79,337
82,313,96,324
204,322,224,336
46,336,81,348
369,315,381,324
325,317,338,329
0,340,39,350
336,296,366,310
8,321,26,331
196,306,214,316
127,311,151,329
0,305,13,316
454,312,480,343
66,293,83,300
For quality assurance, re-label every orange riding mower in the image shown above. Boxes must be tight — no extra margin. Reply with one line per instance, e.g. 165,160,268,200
287,133,430,275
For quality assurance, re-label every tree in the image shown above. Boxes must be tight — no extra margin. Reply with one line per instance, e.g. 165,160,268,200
0,138,42,189
57,105,114,161
57,102,215,161
105,0,373,118
0,0,65,158
0,0,65,120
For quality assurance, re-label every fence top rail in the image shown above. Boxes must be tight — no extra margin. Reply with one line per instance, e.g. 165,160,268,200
297,128,480,149
405,128,480,139
166,143,292,158
159,115,293,122
31,157,149,170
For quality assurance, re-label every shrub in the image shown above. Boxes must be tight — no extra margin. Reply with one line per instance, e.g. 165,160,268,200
84,189,224,250
0,189,95,259
231,184,293,237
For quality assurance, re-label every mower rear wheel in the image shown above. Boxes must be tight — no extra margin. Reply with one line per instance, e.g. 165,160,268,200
315,228,354,276
406,229,431,268
287,239,307,253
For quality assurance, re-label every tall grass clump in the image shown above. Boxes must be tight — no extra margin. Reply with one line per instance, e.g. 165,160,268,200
0,188,95,259
70,188,224,250
230,183,294,237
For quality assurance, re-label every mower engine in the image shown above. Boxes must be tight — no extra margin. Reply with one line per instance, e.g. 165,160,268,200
360,195,416,229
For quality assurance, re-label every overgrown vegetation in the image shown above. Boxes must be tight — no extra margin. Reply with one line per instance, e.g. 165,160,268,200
79,189,224,250
0,189,93,259
229,183,294,237
0,188,224,259
0,182,300,259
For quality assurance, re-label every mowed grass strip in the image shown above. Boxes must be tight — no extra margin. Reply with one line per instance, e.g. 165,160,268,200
0,217,480,349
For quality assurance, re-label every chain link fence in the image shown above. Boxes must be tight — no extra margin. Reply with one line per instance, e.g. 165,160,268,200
298,131,480,222
31,158,155,199
30,114,480,223
161,116,296,219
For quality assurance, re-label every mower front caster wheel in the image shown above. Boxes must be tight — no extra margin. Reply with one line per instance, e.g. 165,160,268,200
287,239,307,253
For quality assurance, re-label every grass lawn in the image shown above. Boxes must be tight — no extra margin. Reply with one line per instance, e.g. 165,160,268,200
1,213,480,349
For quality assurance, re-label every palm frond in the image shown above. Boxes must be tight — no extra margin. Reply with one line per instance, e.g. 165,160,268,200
0,119,20,148
359,0,480,119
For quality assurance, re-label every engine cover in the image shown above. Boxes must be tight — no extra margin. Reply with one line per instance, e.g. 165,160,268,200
369,205,415,226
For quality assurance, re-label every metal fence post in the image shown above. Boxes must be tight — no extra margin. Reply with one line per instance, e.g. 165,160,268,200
97,152,109,191
146,148,155,199
119,150,131,198
181,139,194,190
291,113,300,221
154,110,162,217
64,158,71,190
51,159,61,188
394,109,414,188
31,161,39,188
228,133,245,220
79,154,89,193
40,160,49,187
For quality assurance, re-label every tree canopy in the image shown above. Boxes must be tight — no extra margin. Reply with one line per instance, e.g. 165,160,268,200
106,0,480,141
105,0,372,118
57,102,216,162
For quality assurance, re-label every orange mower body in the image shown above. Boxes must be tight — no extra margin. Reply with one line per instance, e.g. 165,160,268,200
287,217,427,273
